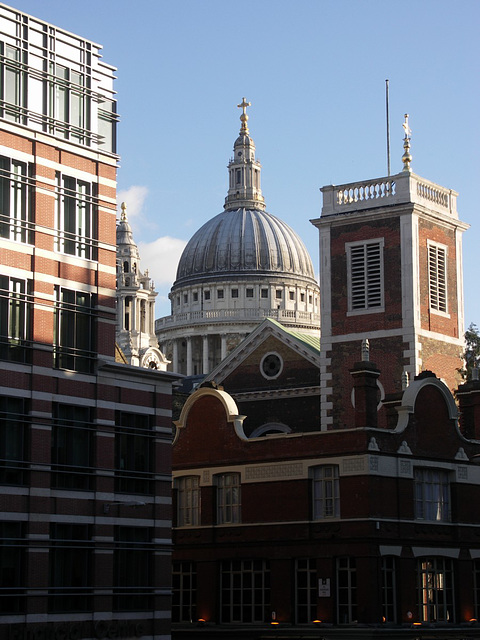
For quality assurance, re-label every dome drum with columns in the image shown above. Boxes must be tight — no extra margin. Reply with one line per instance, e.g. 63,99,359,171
156,99,320,376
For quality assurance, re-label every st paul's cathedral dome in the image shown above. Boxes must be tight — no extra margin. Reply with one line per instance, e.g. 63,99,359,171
156,99,320,376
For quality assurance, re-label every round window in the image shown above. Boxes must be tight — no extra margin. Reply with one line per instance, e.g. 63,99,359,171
260,352,283,379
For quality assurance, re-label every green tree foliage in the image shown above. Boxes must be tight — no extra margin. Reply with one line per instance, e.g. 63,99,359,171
459,323,480,380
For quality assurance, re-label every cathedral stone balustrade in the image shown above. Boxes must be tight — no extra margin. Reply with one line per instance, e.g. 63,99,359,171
320,171,457,219
155,308,320,332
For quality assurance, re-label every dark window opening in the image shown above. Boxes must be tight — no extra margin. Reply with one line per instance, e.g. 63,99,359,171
115,412,153,495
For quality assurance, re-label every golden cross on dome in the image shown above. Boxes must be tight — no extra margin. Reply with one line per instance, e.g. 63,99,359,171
238,97,251,116
237,97,251,133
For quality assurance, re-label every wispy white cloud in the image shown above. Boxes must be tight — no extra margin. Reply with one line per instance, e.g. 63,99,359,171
117,185,149,221
138,236,187,287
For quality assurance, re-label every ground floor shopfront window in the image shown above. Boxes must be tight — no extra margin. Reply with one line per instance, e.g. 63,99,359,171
417,557,454,623
220,559,270,623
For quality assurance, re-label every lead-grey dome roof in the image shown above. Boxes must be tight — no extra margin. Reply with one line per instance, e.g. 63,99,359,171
174,207,317,287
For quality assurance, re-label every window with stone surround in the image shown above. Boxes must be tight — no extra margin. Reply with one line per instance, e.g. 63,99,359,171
51,404,94,490
0,156,32,243
312,464,340,519
55,173,98,260
176,475,200,526
115,411,153,495
216,472,241,524
428,242,447,314
54,287,95,373
346,239,384,313
414,468,450,522
0,275,32,363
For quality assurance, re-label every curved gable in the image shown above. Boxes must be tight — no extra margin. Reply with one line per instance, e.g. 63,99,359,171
173,387,247,445
395,374,458,434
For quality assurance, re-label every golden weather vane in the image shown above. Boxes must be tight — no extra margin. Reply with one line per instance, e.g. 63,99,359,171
402,113,412,139
402,113,412,172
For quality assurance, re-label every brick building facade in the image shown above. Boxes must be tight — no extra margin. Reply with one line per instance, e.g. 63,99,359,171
0,5,179,640
173,364,480,638
172,141,478,638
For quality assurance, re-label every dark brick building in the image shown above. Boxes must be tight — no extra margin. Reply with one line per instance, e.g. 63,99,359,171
173,363,480,637
172,146,480,638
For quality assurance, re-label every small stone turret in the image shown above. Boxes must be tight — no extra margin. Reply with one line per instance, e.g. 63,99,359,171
116,203,169,370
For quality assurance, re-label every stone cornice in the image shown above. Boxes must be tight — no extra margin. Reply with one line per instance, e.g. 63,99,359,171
232,386,320,401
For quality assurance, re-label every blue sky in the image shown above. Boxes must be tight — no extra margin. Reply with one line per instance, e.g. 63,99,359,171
10,0,480,326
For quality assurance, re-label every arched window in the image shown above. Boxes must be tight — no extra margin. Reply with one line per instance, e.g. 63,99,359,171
250,422,291,438
124,296,131,330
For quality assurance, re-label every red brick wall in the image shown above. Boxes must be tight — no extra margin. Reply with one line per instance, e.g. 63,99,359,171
418,218,459,336
329,216,402,336
327,335,406,429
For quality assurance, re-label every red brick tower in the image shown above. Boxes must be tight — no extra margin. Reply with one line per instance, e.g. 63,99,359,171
311,117,468,430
